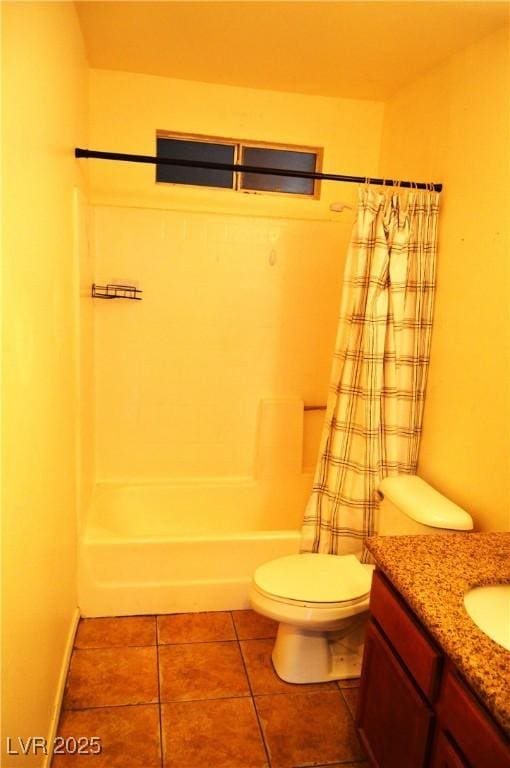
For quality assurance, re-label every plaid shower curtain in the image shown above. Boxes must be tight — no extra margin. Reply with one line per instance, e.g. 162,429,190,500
302,186,440,558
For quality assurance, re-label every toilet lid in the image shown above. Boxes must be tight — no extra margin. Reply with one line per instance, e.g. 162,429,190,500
253,553,373,604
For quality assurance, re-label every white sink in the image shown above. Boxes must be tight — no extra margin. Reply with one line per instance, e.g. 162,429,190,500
463,584,510,651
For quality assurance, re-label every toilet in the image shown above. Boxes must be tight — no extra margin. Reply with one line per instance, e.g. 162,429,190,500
250,474,474,684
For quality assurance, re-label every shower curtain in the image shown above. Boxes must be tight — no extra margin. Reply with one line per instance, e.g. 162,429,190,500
302,185,440,558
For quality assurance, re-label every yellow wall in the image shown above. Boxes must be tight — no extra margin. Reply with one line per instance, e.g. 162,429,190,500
88,68,383,219
75,188,95,530
380,25,510,531
1,3,88,765
88,70,383,481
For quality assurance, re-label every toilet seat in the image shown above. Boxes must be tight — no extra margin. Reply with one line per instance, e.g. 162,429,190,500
252,553,373,609
251,582,369,610
249,553,375,682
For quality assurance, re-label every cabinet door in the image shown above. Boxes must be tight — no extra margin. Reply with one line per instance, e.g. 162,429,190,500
357,619,434,768
437,666,510,768
369,570,441,700
430,730,468,768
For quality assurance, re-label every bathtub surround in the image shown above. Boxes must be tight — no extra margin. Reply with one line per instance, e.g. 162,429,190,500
91,206,345,482
79,404,310,616
303,188,440,556
86,67,382,514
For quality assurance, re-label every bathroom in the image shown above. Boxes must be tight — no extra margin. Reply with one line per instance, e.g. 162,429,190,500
2,2,509,767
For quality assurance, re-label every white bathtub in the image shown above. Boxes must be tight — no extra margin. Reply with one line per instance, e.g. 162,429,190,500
78,478,308,617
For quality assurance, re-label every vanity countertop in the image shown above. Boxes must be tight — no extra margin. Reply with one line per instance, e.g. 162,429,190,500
365,531,510,736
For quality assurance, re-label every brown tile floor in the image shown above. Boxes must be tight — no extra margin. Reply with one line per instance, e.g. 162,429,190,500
53,610,367,768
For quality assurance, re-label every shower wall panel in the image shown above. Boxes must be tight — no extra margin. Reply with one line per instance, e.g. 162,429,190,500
92,206,345,480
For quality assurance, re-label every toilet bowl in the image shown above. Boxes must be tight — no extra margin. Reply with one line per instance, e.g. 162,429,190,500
250,553,374,683
250,475,474,684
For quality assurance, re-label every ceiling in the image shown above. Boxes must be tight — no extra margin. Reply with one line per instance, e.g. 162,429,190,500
76,1,509,101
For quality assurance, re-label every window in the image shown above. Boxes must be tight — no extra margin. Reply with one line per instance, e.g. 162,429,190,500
240,146,317,196
156,132,321,198
156,136,235,189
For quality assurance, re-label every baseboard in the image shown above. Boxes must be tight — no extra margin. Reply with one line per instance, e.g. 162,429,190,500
43,607,80,768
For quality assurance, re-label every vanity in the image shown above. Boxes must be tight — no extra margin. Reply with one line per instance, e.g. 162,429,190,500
357,532,510,768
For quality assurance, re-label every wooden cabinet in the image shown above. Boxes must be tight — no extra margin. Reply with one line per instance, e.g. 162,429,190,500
357,569,510,768
357,620,434,768
429,730,467,768
357,571,439,768
433,665,510,768
368,569,441,700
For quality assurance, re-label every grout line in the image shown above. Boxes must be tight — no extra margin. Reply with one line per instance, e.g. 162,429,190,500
155,643,164,768
156,693,253,706
73,643,158,651
156,635,277,646
77,614,158,620
338,685,359,720
63,701,160,712
252,687,342,700
337,686,368,762
157,637,238,646
64,688,341,712
232,611,273,768
64,694,254,713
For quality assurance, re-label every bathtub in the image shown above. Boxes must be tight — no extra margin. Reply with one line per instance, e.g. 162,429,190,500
78,478,308,617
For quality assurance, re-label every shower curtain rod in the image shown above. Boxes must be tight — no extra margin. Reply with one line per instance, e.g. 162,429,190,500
74,148,443,192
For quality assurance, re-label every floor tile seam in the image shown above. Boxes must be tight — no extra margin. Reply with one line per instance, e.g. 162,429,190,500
62,701,161,712
313,763,368,767
335,688,367,763
72,644,158,651
160,692,253,705
233,613,273,768
155,641,164,768
157,637,238,646
230,609,277,642
230,610,241,642
73,643,157,650
236,638,338,699
338,687,359,727
252,687,346,700
336,680,361,689
79,614,158,620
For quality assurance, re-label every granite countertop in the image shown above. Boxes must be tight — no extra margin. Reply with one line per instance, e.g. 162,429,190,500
365,531,510,736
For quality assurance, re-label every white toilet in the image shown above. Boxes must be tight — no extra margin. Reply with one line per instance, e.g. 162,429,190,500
250,475,474,684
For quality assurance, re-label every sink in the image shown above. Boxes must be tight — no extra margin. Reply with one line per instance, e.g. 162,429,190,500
463,584,510,651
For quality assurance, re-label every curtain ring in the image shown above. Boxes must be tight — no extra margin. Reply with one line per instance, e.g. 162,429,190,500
393,179,401,204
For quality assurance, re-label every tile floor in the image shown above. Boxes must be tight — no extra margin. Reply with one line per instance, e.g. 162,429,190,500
53,610,367,768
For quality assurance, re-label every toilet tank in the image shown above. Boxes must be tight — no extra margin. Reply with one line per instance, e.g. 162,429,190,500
375,475,474,536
